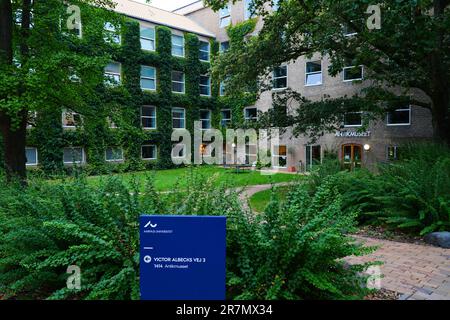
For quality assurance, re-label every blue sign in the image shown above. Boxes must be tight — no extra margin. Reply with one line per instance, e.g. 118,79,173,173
140,215,227,300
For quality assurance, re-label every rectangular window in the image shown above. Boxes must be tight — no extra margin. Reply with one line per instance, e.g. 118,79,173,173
200,109,211,130
104,22,121,44
199,41,210,61
306,145,322,171
200,75,211,96
104,62,121,86
63,147,85,164
171,71,185,93
244,0,254,20
62,110,82,128
245,143,257,165
344,112,363,127
387,106,411,126
140,26,155,51
221,109,232,127
343,66,363,81
172,108,186,129
273,145,287,168
219,5,231,28
140,66,156,91
141,106,156,129
387,145,399,161
244,107,257,121
105,147,124,162
220,82,226,96
25,147,38,166
220,41,230,53
172,34,185,57
273,66,288,89
305,61,322,86
142,145,157,160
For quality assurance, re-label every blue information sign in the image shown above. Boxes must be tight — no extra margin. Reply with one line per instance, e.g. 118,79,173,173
140,215,226,300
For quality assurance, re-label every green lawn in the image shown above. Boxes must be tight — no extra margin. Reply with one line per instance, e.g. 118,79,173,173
87,166,300,192
249,186,292,213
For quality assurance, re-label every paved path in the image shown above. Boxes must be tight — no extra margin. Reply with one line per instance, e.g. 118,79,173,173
238,183,294,210
346,236,450,300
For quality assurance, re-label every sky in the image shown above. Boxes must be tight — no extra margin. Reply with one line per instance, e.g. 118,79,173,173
136,0,197,11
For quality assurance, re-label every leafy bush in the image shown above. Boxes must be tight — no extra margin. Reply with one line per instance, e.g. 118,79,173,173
0,169,372,300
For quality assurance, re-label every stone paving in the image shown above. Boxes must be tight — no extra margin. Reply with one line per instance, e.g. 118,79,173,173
346,236,450,300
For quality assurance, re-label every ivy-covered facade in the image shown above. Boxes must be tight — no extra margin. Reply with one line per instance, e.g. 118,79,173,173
25,4,255,175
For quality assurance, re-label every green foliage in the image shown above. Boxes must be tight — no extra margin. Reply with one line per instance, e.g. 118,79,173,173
0,169,371,300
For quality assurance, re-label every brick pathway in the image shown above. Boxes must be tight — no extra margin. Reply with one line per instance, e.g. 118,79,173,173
346,236,450,300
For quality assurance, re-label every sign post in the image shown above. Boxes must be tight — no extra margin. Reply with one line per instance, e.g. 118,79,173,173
140,215,227,300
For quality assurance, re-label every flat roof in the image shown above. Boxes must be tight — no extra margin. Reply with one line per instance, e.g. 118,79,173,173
112,0,214,38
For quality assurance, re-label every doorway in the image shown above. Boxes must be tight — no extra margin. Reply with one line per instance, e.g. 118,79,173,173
342,144,362,170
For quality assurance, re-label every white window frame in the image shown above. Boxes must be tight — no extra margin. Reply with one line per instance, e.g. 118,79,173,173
244,107,258,121
104,62,121,86
272,65,288,90
62,110,82,128
25,147,38,166
200,109,212,130
171,34,185,58
221,109,232,127
219,5,231,28
141,145,157,160
104,22,121,45
306,145,322,170
140,65,156,91
141,106,157,130
387,106,411,126
172,107,186,129
105,147,124,162
171,71,185,94
140,26,155,51
200,75,211,97
343,112,363,128
63,147,85,165
386,145,399,161
272,145,287,169
343,65,364,82
305,60,323,86
199,41,210,62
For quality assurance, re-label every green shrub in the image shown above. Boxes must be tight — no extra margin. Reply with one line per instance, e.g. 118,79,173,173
0,170,372,300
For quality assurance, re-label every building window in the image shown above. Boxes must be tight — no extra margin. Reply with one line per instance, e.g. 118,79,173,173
305,61,322,86
343,66,363,82
140,66,156,91
220,41,230,53
387,145,400,161
141,106,156,129
200,75,211,96
387,106,411,126
245,142,257,165
344,112,363,127
306,145,322,171
104,62,121,86
105,147,124,162
104,22,121,44
142,145,157,160
25,147,38,166
273,66,288,90
62,110,82,128
171,71,185,93
200,109,211,130
140,26,155,51
63,147,85,164
244,0,254,20
244,107,257,121
172,34,185,57
172,107,185,129
273,145,287,168
219,5,231,28
220,82,226,96
199,41,210,62
221,109,232,127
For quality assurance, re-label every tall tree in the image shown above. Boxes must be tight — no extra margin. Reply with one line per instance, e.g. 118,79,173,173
0,0,118,183
207,0,450,144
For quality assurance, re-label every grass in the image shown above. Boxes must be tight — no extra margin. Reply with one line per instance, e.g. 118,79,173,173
249,186,291,213
86,166,300,192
